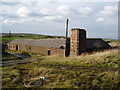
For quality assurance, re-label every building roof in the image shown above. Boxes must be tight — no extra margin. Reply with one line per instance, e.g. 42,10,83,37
71,28,86,31
86,39,111,49
9,38,111,49
9,39,66,49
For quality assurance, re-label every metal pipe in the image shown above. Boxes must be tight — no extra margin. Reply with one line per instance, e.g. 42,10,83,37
65,19,69,57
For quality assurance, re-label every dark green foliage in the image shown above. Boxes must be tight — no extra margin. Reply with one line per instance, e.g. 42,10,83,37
21,52,31,57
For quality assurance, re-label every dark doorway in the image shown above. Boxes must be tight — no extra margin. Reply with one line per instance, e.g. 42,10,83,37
16,46,19,50
47,49,50,55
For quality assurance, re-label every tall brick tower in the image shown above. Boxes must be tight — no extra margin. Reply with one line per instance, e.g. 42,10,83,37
70,28,86,56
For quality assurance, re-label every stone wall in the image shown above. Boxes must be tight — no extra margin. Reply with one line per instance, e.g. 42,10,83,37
8,44,64,56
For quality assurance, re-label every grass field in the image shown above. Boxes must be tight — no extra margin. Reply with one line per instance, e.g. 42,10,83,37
2,48,120,88
1,34,120,89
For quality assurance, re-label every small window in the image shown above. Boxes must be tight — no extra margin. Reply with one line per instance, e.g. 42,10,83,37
28,47,31,50
28,47,31,51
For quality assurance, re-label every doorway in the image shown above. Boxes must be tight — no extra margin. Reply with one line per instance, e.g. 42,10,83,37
16,45,19,50
47,49,50,55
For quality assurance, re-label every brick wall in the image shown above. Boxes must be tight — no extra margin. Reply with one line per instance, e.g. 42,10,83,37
70,29,79,56
8,44,64,56
70,28,86,56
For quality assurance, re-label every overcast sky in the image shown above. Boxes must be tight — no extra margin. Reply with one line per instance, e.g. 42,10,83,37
0,0,119,39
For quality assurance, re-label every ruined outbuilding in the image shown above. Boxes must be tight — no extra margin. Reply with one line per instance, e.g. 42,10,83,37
8,28,111,56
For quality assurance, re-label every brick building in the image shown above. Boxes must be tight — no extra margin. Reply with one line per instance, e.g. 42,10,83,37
8,28,111,56
8,39,67,55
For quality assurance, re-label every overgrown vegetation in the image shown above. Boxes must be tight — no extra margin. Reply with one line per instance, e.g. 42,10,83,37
2,55,20,61
2,48,120,88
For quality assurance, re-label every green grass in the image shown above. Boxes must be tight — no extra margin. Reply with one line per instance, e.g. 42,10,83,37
2,56,20,61
103,38,119,42
2,49,120,88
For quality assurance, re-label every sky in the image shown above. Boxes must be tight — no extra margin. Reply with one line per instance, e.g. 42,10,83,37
0,0,119,39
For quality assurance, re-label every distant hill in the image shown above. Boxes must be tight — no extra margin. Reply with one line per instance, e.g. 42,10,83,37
1,33,118,44
1,33,65,38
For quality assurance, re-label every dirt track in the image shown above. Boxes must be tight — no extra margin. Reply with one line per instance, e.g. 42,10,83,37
1,52,38,66
1,58,38,66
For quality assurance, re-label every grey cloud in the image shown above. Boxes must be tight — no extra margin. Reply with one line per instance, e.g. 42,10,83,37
1,11,19,18
53,19,65,22
20,2,37,7
47,0,58,3
57,5,93,17
29,12,46,17
29,10,56,17
1,2,21,6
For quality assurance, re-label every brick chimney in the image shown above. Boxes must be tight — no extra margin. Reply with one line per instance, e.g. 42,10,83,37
70,28,86,56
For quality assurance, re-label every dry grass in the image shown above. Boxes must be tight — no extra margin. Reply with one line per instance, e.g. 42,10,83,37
109,42,119,48
2,48,119,88
41,48,119,69
77,49,118,61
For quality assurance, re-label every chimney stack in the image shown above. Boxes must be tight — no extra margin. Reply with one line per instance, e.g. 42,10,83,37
70,28,86,56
